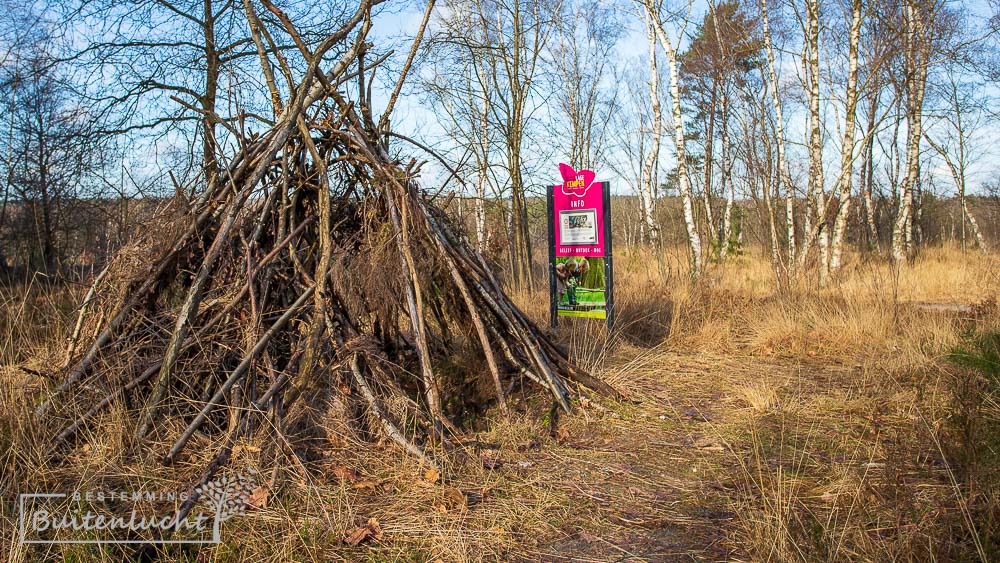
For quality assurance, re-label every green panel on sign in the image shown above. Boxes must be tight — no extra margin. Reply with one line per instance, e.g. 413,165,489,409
557,310,607,319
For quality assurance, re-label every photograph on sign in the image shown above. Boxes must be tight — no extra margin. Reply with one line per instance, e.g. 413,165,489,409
554,256,607,319
558,209,598,245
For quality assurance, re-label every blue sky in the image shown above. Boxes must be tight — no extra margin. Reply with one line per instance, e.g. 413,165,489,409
370,0,1000,198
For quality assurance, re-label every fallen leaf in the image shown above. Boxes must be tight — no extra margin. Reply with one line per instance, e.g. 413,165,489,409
580,397,591,408
345,518,382,546
481,455,503,470
247,486,269,510
516,439,541,451
353,479,380,491
465,487,490,507
693,436,725,452
443,487,467,511
556,428,570,444
344,527,369,547
332,465,360,482
424,467,440,483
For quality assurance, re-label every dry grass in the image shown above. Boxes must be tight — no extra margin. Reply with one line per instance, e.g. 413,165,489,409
1,244,998,561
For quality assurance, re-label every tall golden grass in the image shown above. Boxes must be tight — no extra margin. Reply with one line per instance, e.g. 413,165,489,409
1,244,997,560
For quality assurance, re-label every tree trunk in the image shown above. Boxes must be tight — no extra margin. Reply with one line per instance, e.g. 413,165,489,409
829,0,863,275
925,132,989,255
720,90,733,258
36,118,55,270
759,0,795,275
861,90,880,252
640,11,662,243
703,80,717,245
202,0,219,187
509,140,533,291
475,81,489,251
646,6,702,275
963,199,989,254
799,0,828,280
892,2,929,262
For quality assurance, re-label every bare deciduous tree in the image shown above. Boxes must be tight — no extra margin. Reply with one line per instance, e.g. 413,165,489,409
641,0,703,275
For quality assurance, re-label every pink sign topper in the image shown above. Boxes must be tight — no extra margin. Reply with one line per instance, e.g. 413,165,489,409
552,163,605,257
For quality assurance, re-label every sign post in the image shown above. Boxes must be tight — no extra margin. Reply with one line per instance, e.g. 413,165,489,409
547,164,614,329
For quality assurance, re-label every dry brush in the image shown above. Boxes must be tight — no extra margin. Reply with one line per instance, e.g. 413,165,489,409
29,1,615,548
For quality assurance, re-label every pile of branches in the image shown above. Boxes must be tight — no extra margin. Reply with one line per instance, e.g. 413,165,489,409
37,1,615,503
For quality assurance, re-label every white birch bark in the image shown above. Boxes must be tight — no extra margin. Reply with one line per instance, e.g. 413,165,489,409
861,93,881,252
924,133,989,254
721,91,734,258
759,0,795,274
640,10,662,242
963,200,989,254
798,0,828,279
892,2,930,262
864,183,878,250
829,0,863,274
474,69,489,251
642,0,702,274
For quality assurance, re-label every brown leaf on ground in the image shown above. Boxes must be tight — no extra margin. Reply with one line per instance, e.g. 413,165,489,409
481,455,503,470
331,465,360,482
516,439,541,451
424,467,441,483
337,381,351,396
345,518,383,546
231,444,260,458
443,487,467,511
247,486,269,510
353,478,381,491
693,436,725,452
556,427,570,444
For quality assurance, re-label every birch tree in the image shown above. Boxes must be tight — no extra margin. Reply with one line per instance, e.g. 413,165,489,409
607,60,657,244
680,1,760,259
828,0,863,275
794,0,829,277
639,8,663,242
423,3,499,251
734,72,786,284
924,72,989,254
430,0,557,290
641,0,703,275
759,0,796,275
480,0,556,290
892,0,935,262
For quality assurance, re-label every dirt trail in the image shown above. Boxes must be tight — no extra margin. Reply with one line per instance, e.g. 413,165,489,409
508,344,932,562
501,350,760,561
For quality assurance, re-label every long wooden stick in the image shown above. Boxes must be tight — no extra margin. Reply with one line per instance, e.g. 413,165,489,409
163,285,315,465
